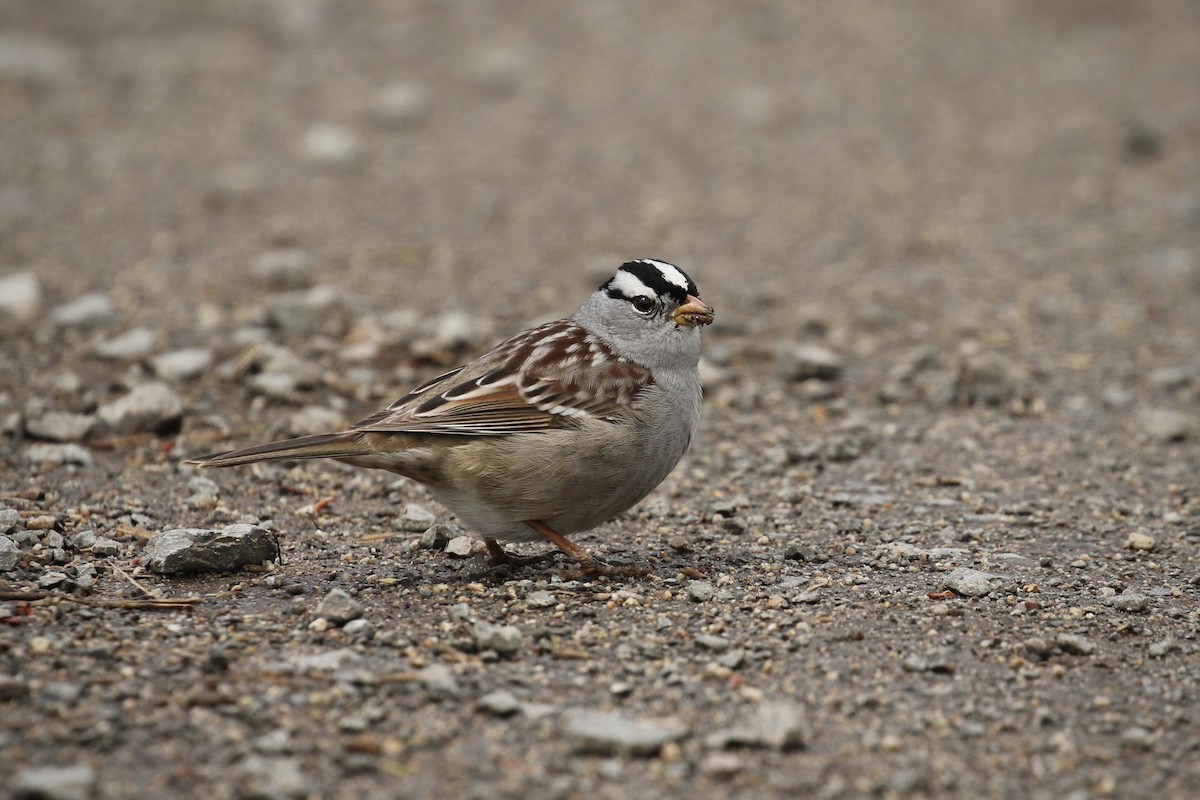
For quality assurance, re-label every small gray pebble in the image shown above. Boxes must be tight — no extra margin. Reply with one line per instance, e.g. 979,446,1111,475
478,690,521,717
1108,593,1150,613
445,536,476,558
526,590,556,608
93,326,156,360
13,763,97,800
90,537,120,557
1055,633,1094,656
0,535,19,571
69,530,97,550
315,588,363,625
943,567,1010,598
51,293,115,328
343,618,374,640
564,709,687,757
474,621,523,657
687,580,715,603
418,663,459,699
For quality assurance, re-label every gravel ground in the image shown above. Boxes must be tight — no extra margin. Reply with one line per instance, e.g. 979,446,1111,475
3,2,1200,798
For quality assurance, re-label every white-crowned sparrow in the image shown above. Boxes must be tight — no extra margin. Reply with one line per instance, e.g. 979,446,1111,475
186,259,715,575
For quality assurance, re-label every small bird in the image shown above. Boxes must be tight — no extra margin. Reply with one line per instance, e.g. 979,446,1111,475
185,259,715,575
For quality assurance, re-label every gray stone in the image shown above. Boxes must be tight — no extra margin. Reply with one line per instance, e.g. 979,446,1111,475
1107,593,1150,613
474,621,523,657
0,507,20,533
1056,634,1094,657
24,411,95,442
12,763,96,800
687,580,715,602
250,249,313,289
565,709,687,757
0,535,18,571
953,344,1029,407
418,663,459,699
315,589,363,625
144,525,278,574
419,524,454,550
477,690,521,717
445,536,476,557
1138,408,1192,442
266,285,344,333
150,348,214,382
1125,531,1156,551
716,702,808,751
235,755,307,800
372,81,432,127
301,123,360,169
284,405,345,437
93,326,156,360
0,270,42,337
777,342,844,382
526,590,556,608
70,530,97,550
943,567,1010,597
398,504,438,532
24,444,93,467
696,634,731,652
96,382,183,434
342,618,373,640
90,537,120,557
50,293,116,329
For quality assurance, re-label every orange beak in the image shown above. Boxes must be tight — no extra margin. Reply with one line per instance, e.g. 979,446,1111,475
670,295,715,328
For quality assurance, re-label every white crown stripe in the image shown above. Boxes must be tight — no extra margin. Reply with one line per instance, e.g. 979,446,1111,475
640,259,691,292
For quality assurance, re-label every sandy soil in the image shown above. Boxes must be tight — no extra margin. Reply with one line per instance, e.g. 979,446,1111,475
2,2,1199,798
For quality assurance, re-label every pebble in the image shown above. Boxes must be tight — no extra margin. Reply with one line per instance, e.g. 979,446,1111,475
564,709,688,757
418,524,454,550
1055,633,1095,656
284,405,345,437
93,327,156,360
777,342,844,382
398,504,438,532
474,621,523,657
265,285,345,334
315,589,363,625
96,382,183,435
952,344,1029,407
249,249,313,289
143,524,278,574
1124,531,1156,551
943,567,1010,597
0,270,43,337
0,535,18,571
444,536,476,558
25,444,93,467
50,293,116,329
687,580,715,603
90,537,120,557
1107,593,1150,613
418,663,459,699
0,507,20,533
714,701,808,751
301,123,361,169
70,530,97,550
372,81,432,127
24,411,96,442
1147,638,1176,658
12,763,97,800
699,751,744,780
696,634,731,652
150,348,214,382
902,650,956,674
1137,408,1191,442
235,755,307,800
526,590,556,608
342,619,374,640
477,690,521,717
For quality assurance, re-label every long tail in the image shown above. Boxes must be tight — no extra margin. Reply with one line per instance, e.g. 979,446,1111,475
184,432,369,468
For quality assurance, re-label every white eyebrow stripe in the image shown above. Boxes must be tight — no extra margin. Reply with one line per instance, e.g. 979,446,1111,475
607,269,655,299
641,259,690,292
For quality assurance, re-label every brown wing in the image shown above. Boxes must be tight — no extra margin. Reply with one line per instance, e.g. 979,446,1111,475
351,320,654,436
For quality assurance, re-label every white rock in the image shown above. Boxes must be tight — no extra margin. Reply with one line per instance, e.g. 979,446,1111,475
372,81,432,127
96,382,183,434
150,348,214,381
51,293,116,329
24,411,95,442
0,270,42,337
301,123,360,169
93,326,156,360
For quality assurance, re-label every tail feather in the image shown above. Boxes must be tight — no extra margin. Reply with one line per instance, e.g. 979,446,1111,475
184,432,368,468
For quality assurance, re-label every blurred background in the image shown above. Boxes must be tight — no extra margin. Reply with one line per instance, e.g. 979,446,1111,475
2,0,1198,411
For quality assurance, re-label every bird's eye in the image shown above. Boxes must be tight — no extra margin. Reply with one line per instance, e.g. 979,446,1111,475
630,296,656,315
